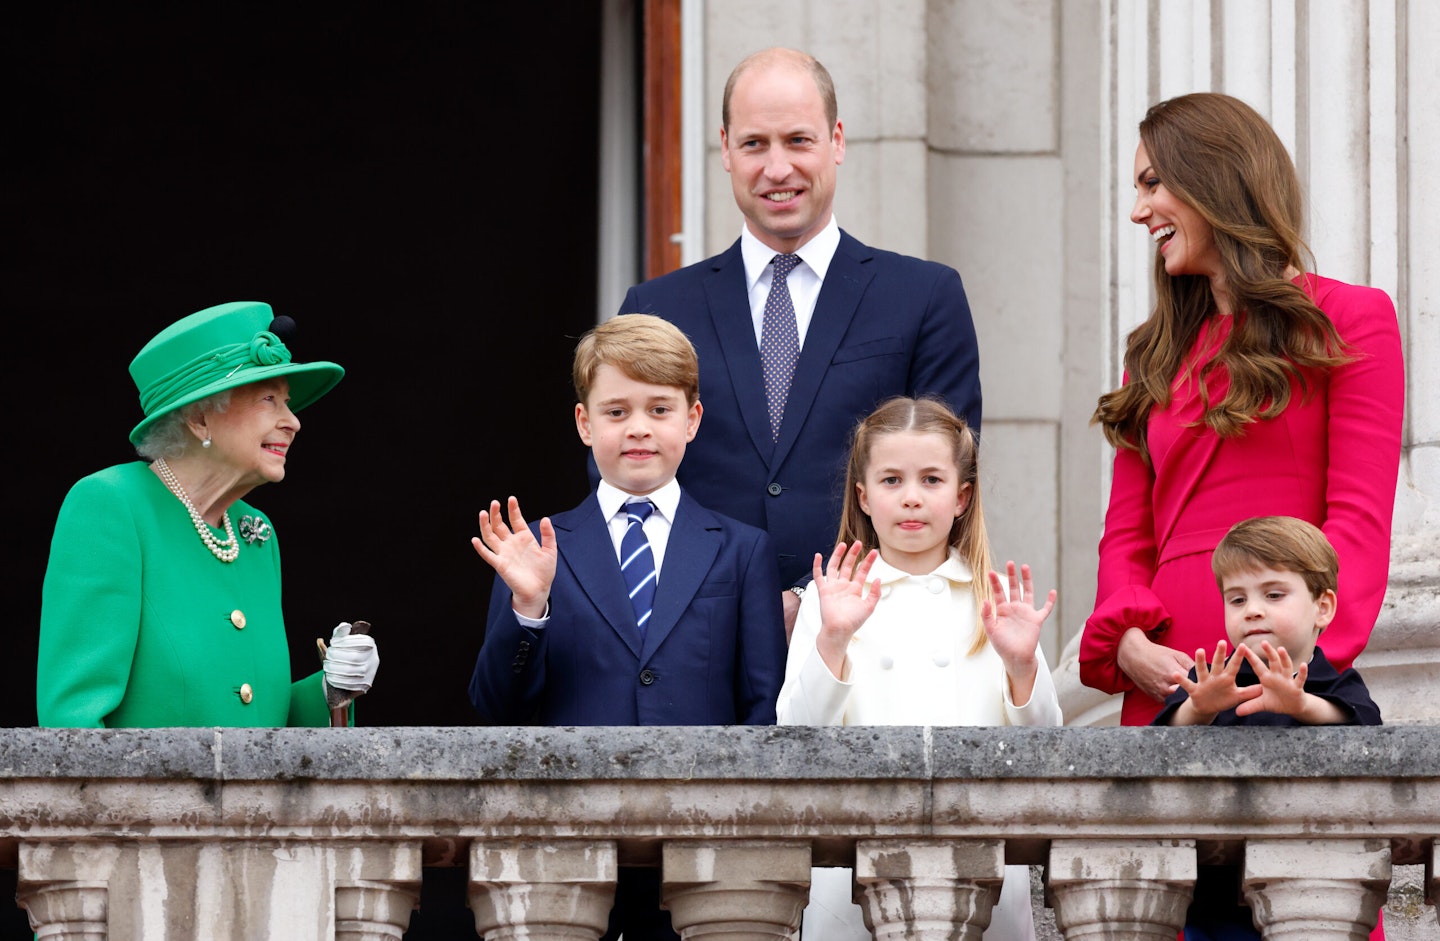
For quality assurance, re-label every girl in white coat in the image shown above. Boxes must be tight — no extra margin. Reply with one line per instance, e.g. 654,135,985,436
777,395,1062,941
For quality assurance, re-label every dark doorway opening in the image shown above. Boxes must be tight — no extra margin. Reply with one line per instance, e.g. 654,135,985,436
4,4,605,729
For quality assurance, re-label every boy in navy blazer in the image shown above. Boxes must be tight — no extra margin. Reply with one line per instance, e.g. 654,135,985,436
469,314,785,941
468,313,786,727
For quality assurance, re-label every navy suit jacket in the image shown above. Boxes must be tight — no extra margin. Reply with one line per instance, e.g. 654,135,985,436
469,488,785,726
618,230,982,588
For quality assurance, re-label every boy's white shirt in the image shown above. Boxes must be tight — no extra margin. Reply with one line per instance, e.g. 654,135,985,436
776,548,1062,728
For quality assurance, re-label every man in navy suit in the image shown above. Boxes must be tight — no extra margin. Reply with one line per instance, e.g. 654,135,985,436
469,314,785,940
619,47,982,640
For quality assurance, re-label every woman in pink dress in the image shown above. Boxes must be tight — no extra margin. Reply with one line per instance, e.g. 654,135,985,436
1079,92,1403,726
1079,90,1404,939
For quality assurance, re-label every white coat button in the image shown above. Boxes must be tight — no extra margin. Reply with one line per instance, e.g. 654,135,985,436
932,654,951,668
878,655,895,670
927,578,946,594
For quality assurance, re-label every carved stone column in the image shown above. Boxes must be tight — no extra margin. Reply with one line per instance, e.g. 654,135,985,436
15,841,121,941
661,840,810,941
329,842,423,941
468,840,617,941
1047,839,1194,939
853,839,1004,940
1242,839,1389,939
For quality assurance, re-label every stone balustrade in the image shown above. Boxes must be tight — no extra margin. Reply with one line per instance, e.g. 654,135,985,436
1,725,1436,939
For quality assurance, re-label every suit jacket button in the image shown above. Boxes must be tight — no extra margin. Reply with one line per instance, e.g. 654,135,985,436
766,482,783,496
639,669,656,686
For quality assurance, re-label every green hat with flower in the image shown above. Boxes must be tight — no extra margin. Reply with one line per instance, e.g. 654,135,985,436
128,301,345,445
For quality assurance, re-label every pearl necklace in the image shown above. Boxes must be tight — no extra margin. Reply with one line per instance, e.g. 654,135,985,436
153,457,239,563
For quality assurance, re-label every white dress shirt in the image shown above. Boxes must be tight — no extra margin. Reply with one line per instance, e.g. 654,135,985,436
739,216,841,349
595,478,680,575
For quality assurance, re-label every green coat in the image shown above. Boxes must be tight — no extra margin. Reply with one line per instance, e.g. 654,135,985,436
38,461,331,728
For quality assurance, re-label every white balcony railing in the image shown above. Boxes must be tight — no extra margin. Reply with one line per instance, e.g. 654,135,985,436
2,725,1436,939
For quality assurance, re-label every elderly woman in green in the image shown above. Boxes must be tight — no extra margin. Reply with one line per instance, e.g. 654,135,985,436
38,301,378,728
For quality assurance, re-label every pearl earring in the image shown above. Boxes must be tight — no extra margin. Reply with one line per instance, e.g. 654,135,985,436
202,436,213,449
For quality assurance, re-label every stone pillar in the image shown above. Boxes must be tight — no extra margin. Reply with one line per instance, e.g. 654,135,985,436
661,841,810,941
468,840,617,941
853,839,1004,940
15,841,120,941
1242,839,1389,939
1047,839,1194,939
330,842,423,941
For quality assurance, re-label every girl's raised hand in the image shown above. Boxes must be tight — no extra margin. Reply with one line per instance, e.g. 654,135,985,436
812,541,881,672
981,561,1055,664
981,561,1055,706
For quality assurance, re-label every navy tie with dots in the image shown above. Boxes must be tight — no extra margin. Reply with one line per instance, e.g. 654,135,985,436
760,253,802,440
620,501,657,637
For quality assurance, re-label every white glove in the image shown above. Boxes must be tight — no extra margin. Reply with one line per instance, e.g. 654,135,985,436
322,621,379,695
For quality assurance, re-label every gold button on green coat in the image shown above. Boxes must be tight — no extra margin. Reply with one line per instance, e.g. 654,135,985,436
239,683,254,704
231,609,247,629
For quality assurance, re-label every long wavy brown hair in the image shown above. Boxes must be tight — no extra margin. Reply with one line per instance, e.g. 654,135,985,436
838,396,994,655
1093,92,1351,463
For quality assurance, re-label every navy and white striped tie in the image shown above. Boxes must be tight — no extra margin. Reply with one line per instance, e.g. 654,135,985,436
620,501,657,636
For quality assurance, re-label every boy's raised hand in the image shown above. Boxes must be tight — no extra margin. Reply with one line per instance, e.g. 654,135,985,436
1235,641,1309,718
981,562,1054,706
1170,640,1262,723
812,541,880,677
472,496,557,620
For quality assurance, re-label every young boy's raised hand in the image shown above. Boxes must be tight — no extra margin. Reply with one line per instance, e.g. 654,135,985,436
1233,641,1346,724
981,561,1055,707
812,541,881,678
1169,641,1263,725
472,496,557,620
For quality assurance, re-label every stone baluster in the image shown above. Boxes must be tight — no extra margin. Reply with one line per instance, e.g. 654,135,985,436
661,840,811,941
468,840,617,941
1242,839,1389,939
1047,839,1194,939
853,838,1004,940
330,842,423,941
15,841,120,941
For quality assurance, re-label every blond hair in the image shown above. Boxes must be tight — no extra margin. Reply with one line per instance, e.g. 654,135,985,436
572,314,700,406
839,396,994,654
1211,516,1338,600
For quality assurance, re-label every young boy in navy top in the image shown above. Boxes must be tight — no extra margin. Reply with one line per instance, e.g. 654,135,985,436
1154,515,1381,940
468,314,786,941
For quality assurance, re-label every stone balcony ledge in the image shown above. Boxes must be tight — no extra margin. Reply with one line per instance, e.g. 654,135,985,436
2,725,1437,939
